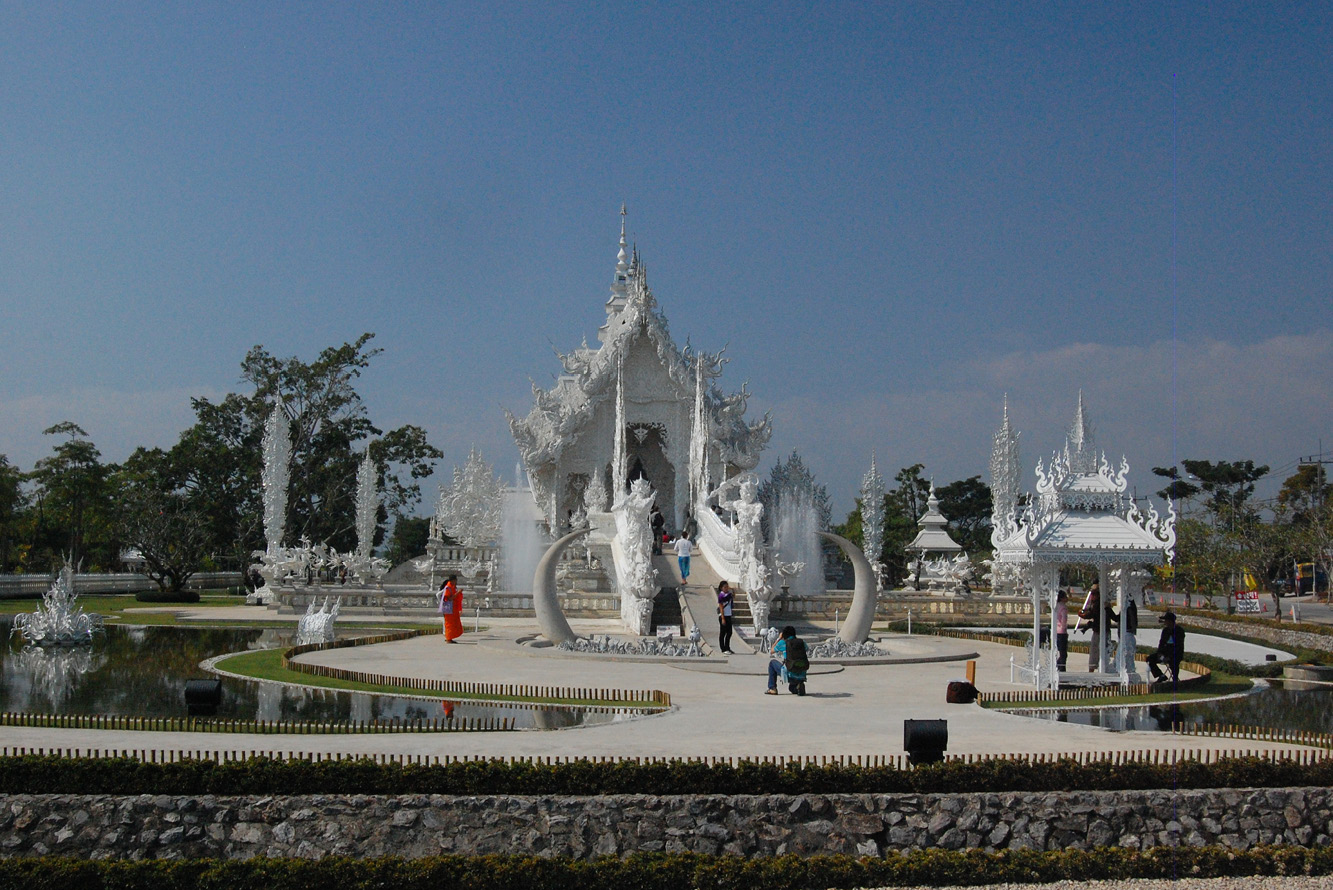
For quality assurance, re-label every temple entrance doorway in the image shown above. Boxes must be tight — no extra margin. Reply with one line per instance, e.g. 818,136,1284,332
625,423,676,530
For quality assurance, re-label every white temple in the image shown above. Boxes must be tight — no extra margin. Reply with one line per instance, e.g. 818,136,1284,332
506,209,777,632
990,393,1176,689
507,209,772,535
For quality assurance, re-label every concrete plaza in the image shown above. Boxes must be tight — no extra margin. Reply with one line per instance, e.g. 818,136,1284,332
0,607,1316,763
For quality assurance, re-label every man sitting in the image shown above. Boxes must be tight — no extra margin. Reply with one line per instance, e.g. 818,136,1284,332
765,626,809,696
1148,611,1186,687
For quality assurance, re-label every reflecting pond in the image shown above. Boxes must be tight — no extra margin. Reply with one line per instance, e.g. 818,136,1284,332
0,621,637,730
1010,682,1333,734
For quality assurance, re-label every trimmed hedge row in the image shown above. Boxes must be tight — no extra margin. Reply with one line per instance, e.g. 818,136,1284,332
134,590,201,603
2,753,1332,796
2,847,1332,889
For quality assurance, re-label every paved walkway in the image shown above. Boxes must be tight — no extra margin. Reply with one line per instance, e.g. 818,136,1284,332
0,610,1318,762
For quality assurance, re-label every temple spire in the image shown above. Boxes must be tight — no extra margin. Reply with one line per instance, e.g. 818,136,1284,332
1067,390,1096,474
608,205,630,306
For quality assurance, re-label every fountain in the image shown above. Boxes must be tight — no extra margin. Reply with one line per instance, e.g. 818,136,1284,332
10,563,103,646
773,488,822,597
499,482,544,594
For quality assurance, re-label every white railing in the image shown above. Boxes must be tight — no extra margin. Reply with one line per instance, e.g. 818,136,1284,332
694,503,744,581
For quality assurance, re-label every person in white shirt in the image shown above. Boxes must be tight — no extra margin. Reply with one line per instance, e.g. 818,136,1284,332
673,535,693,582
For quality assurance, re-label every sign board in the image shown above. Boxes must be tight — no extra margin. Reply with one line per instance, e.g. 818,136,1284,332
1235,590,1262,614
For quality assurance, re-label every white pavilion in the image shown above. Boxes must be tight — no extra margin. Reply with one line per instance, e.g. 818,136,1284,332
989,394,1176,689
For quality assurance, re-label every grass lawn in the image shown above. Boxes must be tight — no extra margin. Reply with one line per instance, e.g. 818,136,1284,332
214,648,664,709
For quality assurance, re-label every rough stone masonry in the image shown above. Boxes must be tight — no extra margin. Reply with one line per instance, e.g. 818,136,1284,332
1,787,1329,860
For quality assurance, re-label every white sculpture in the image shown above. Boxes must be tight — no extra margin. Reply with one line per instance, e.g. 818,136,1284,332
612,477,658,635
860,454,886,593
250,404,292,604
722,475,774,630
437,448,504,549
296,595,340,645
11,562,103,646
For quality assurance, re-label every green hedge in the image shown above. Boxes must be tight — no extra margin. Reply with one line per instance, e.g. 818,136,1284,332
2,847,1332,889
134,590,201,603
2,754,1330,796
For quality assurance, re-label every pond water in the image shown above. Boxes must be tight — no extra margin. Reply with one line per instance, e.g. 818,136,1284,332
0,621,634,731
1009,682,1333,734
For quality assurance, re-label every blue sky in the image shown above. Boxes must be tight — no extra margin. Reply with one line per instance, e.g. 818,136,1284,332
1,3,1329,515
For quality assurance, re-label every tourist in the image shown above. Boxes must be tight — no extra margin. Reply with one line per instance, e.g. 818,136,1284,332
716,581,735,654
650,504,665,555
1054,591,1068,671
438,575,464,643
1078,583,1101,671
766,626,808,696
1148,611,1186,687
673,534,693,583
1109,594,1138,673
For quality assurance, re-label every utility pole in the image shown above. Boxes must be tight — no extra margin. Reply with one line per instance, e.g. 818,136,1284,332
1298,442,1331,600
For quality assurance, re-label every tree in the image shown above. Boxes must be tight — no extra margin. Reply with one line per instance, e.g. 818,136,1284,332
0,455,25,572
1180,459,1269,526
384,516,433,567
27,422,117,570
169,334,442,564
936,475,992,555
114,448,210,592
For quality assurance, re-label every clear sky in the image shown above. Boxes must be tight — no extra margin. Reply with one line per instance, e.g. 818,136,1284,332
1,2,1329,516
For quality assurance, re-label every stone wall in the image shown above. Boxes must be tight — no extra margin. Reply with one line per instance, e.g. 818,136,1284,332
1176,613,1333,655
3,787,1330,860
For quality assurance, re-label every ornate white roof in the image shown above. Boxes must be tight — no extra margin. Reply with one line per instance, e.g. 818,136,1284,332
907,486,963,553
506,211,772,474
991,395,1175,567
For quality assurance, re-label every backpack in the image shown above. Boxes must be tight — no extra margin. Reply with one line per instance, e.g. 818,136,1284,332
783,638,809,673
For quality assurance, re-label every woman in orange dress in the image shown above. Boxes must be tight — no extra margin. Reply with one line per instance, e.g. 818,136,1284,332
439,575,464,642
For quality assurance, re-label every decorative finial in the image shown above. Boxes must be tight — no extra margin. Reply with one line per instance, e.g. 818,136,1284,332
609,205,630,300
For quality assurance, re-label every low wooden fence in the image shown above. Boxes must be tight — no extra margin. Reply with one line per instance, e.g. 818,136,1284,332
0,745,1326,768
0,712,512,734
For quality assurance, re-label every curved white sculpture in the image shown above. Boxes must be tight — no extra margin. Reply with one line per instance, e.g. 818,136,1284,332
533,528,587,645
818,531,876,644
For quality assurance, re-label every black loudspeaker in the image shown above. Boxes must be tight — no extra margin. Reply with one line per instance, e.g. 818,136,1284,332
904,718,947,765
185,678,223,717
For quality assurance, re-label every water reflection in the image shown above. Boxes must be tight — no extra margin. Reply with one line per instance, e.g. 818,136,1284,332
0,620,629,731
1012,683,1333,734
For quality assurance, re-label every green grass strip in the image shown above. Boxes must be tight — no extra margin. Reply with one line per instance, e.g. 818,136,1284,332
216,648,665,709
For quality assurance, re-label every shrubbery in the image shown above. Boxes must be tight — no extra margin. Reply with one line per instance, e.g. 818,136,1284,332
134,590,201,603
1,847,1331,889
0,753,1329,797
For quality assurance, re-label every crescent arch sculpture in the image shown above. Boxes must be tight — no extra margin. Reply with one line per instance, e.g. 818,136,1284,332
532,528,589,645
817,530,877,644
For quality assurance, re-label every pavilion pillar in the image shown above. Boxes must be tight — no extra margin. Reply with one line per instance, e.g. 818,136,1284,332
1044,565,1060,690
1097,564,1111,673
1027,565,1041,689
